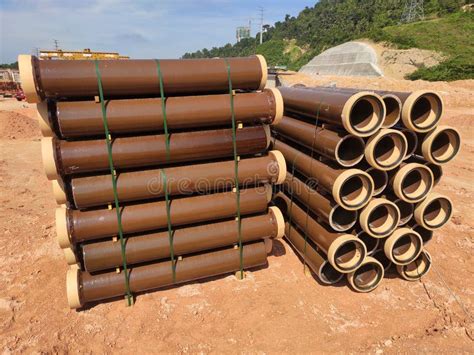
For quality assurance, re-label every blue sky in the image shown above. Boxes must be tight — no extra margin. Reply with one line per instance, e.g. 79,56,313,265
0,0,316,63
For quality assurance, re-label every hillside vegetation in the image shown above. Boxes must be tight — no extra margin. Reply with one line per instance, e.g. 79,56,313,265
183,0,472,81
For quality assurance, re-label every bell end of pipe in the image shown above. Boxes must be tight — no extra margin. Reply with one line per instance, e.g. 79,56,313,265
255,54,268,91
41,137,59,180
401,90,443,133
421,125,461,165
18,54,41,104
36,102,54,137
346,256,384,293
393,163,434,203
66,267,83,309
268,206,285,239
327,234,367,274
52,179,67,205
396,250,432,281
381,94,402,128
63,247,79,266
267,88,284,125
384,227,423,265
269,150,287,185
364,129,407,171
332,169,374,211
56,206,71,249
359,198,400,238
341,91,385,137
414,193,453,230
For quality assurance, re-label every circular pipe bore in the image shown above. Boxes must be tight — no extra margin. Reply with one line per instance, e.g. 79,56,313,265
365,129,408,171
360,198,401,238
342,92,385,137
402,91,443,132
329,206,358,232
393,163,434,203
393,198,414,226
327,235,367,273
401,129,418,160
366,167,388,196
357,231,380,255
335,135,366,167
384,228,423,265
333,169,374,211
318,261,344,285
347,256,384,293
421,126,461,165
372,249,392,271
382,95,402,128
414,193,453,230
397,250,432,281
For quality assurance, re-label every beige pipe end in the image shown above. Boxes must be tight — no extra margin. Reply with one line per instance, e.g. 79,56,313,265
255,54,268,91
421,125,461,165
381,94,402,128
36,102,54,137
328,205,358,232
400,129,418,160
393,163,434,203
263,124,271,150
332,169,374,211
334,134,365,167
52,179,67,205
401,90,443,132
41,137,59,180
414,193,453,230
327,234,367,274
359,198,400,238
269,150,287,185
263,183,273,203
66,267,83,309
396,249,432,281
63,247,78,265
341,92,385,137
56,207,71,248
269,206,285,239
267,88,284,125
264,238,273,254
365,129,407,171
18,54,41,103
346,256,384,293
384,227,423,265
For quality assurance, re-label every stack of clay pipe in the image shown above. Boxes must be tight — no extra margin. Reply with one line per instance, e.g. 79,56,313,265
18,54,287,309
271,85,460,292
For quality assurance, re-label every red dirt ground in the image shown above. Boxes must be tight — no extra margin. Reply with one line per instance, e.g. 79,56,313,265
0,76,473,353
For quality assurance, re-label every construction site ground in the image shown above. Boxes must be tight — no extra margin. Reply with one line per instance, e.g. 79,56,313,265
0,75,473,353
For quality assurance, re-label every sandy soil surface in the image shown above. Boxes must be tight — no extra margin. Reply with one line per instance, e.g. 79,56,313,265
1,75,473,353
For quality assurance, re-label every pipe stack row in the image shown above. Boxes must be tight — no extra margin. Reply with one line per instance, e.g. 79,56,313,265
271,85,460,292
18,54,287,309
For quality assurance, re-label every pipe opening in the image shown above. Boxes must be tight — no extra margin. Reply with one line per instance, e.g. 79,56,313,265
392,233,421,264
336,136,365,166
383,96,401,127
367,169,388,196
373,249,392,271
411,94,442,130
319,261,343,284
430,129,460,164
373,134,405,169
334,240,364,271
349,97,382,134
367,204,398,236
400,251,432,280
330,206,357,232
402,130,418,158
352,261,383,292
395,199,414,226
339,174,371,208
401,168,431,201
358,232,379,255
423,197,452,229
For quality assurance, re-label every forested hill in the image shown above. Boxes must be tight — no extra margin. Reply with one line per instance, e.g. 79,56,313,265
182,0,472,81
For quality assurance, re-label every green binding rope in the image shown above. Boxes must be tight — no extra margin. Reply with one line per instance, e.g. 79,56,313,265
94,60,133,306
155,59,176,282
224,58,244,278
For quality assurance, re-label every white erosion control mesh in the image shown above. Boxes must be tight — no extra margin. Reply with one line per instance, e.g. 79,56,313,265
299,41,383,77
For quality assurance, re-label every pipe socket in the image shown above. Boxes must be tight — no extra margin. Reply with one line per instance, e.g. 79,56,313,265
384,227,423,265
359,198,400,238
414,193,453,230
327,234,368,274
365,129,408,171
332,169,374,211
396,250,432,281
419,126,461,165
392,163,434,203
346,256,384,293
342,92,386,137
381,94,402,128
401,91,443,133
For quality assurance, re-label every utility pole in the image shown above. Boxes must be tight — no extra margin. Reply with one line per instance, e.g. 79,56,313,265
400,0,425,24
54,39,59,50
258,7,264,45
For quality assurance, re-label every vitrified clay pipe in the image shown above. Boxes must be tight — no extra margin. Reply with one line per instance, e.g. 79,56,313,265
357,162,388,197
278,86,385,137
417,125,461,165
354,230,380,255
408,156,443,186
383,227,423,265
272,115,365,167
274,192,366,273
359,198,400,238
42,125,271,178
364,129,408,171
65,151,285,209
37,89,283,139
82,208,284,273
284,223,343,285
400,128,418,160
396,250,432,281
19,54,268,103
56,185,272,247
67,240,270,309
283,172,358,232
372,249,392,271
390,162,434,203
273,139,374,210
346,256,384,293
414,193,453,230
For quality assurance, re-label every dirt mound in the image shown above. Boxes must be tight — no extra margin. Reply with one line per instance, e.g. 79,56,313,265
0,110,40,140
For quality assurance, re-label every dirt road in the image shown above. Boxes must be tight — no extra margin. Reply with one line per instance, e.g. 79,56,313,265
1,76,473,353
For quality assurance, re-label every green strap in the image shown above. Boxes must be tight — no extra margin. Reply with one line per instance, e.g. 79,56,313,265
161,169,176,282
155,60,171,161
94,60,133,306
224,58,243,278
